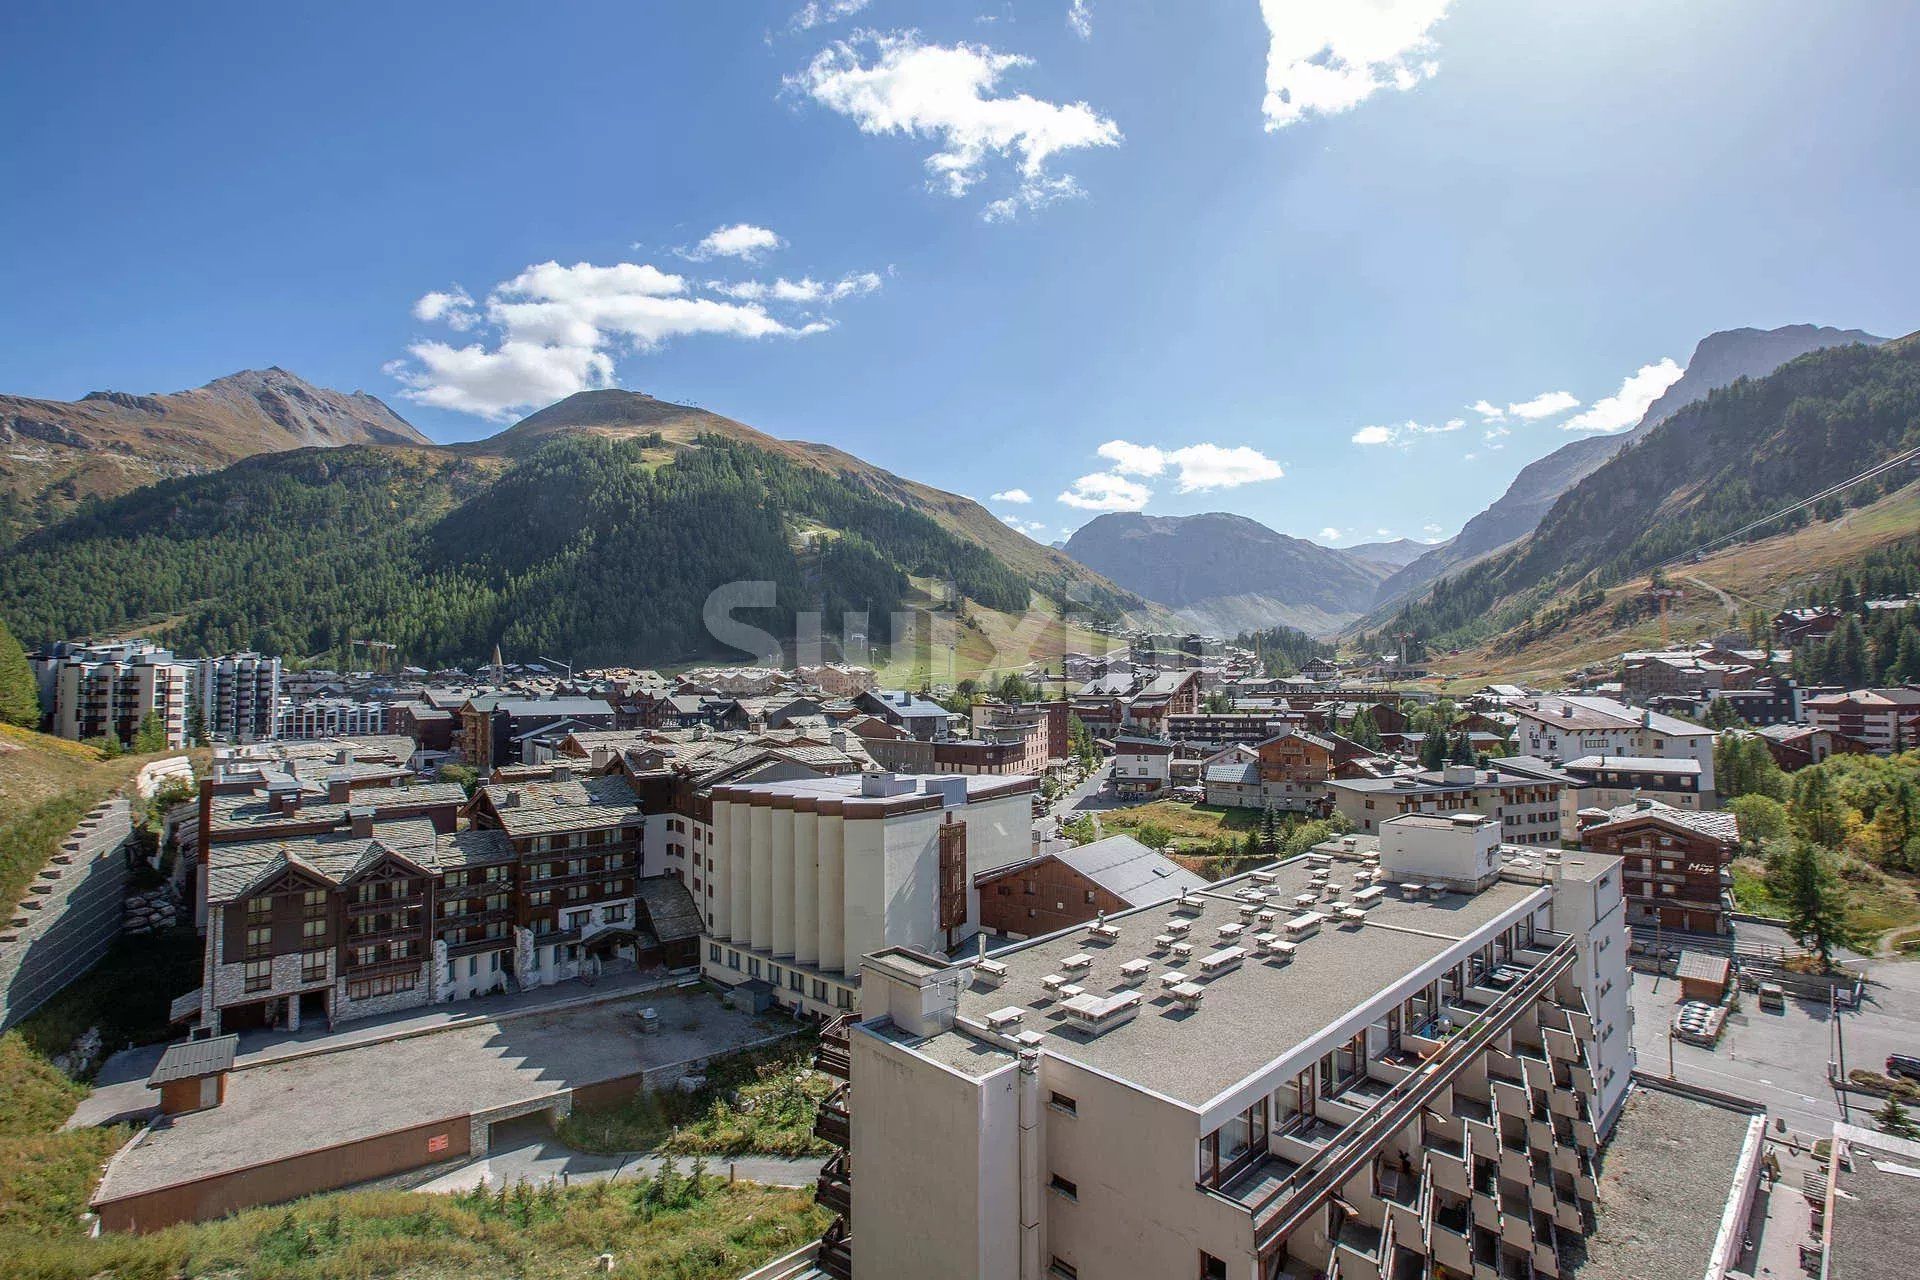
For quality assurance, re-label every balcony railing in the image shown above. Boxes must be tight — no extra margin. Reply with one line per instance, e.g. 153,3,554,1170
1227,933,1580,1253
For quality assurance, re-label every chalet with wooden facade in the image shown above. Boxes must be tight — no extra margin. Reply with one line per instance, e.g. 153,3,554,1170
1576,798,1738,935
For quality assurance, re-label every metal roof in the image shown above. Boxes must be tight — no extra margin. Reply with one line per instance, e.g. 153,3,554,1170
149,1034,239,1086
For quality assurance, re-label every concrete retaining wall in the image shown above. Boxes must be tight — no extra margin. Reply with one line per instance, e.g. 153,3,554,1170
0,795,134,1031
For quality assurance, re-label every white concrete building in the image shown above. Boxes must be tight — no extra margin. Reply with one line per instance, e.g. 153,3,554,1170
192,652,282,743
699,772,1037,1019
38,639,190,748
834,812,1633,1280
275,697,389,741
1510,695,1718,805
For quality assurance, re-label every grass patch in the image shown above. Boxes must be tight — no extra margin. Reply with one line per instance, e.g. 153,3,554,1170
1729,861,1786,919
1085,800,1259,848
4,1178,828,1280
559,1035,832,1158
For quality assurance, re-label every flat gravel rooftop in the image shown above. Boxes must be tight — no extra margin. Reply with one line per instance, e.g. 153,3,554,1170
952,860,1544,1109
1565,1083,1761,1280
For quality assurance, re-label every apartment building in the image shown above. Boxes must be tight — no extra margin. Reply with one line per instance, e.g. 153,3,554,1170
35,639,190,747
1204,730,1337,814
1803,687,1920,754
465,771,650,988
192,652,282,743
1331,764,1569,847
836,812,1631,1280
698,771,1037,1020
192,750,694,1032
1111,736,1174,798
1510,696,1718,804
276,697,389,741
1558,755,1706,811
1576,799,1738,936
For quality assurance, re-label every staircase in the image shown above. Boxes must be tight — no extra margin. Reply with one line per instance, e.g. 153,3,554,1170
814,1015,854,1278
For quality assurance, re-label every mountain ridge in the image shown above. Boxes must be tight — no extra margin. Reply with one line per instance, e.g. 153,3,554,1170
1370,323,1887,612
1061,511,1390,637
0,367,431,543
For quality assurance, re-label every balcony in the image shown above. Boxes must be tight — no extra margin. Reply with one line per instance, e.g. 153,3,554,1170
814,1085,850,1148
816,1151,852,1216
1226,935,1582,1254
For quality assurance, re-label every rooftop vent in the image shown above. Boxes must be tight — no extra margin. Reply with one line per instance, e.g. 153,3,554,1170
985,1006,1025,1032
1060,989,1142,1037
1118,959,1152,986
975,958,1009,987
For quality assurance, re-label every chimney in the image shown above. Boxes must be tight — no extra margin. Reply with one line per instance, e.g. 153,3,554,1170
327,775,353,804
831,729,848,752
349,807,376,838
336,748,352,766
549,763,572,783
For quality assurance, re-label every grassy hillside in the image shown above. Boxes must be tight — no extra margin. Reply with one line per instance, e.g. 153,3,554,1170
1422,479,1920,689
0,725,165,915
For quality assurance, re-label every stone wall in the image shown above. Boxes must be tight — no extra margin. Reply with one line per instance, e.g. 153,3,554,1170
0,796,134,1031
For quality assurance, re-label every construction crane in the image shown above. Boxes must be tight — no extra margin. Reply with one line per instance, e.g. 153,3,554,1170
351,639,397,674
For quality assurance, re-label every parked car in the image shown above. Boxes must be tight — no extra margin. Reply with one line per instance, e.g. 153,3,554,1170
1888,1054,1920,1082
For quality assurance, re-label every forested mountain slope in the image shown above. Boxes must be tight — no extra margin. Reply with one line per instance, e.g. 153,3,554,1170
0,434,1138,667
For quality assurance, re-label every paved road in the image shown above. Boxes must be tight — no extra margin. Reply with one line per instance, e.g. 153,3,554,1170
416,1114,823,1193
1631,959,1920,1137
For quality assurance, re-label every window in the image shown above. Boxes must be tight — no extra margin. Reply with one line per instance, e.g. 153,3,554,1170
835,987,853,1009
1048,1259,1079,1280
243,959,272,992
790,971,804,992
605,904,627,923
346,970,419,1000
302,918,325,943
1084,890,1096,905
728,950,741,971
246,925,271,954
1048,1174,1078,1201
1048,1091,1078,1116
813,979,827,1000
301,950,328,983
1200,1254,1229,1280
709,943,722,963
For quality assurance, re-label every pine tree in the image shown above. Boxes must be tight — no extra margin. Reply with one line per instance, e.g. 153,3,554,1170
1702,697,1746,731
1775,839,1851,966
1259,806,1279,855
1792,767,1850,848
1345,707,1382,751
1875,1098,1919,1140
1448,731,1474,765
0,616,40,728
132,709,169,754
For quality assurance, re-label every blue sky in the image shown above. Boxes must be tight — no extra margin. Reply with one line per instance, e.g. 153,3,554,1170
2,1,1915,549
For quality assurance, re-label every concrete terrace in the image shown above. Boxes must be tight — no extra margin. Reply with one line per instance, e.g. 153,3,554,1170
92,989,782,1203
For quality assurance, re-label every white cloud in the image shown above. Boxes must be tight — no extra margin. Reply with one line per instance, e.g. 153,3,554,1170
1469,398,1504,420
393,254,874,420
1375,528,1393,537
708,271,882,304
999,513,1049,535
1318,527,1344,542
791,0,870,31
683,223,785,262
1350,418,1462,448
789,31,1121,219
1058,472,1152,511
1094,439,1284,492
1067,0,1092,39
412,286,478,331
1561,358,1684,433
1259,0,1453,130
1505,389,1580,420
990,487,1033,503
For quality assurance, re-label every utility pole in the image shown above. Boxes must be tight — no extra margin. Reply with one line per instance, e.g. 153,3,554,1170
1833,983,1851,1122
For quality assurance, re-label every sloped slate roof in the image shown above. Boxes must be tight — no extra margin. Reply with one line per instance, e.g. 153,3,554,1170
1053,835,1207,906
634,875,702,943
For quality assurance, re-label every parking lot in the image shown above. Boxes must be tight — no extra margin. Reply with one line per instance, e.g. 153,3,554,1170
1630,959,1920,1136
